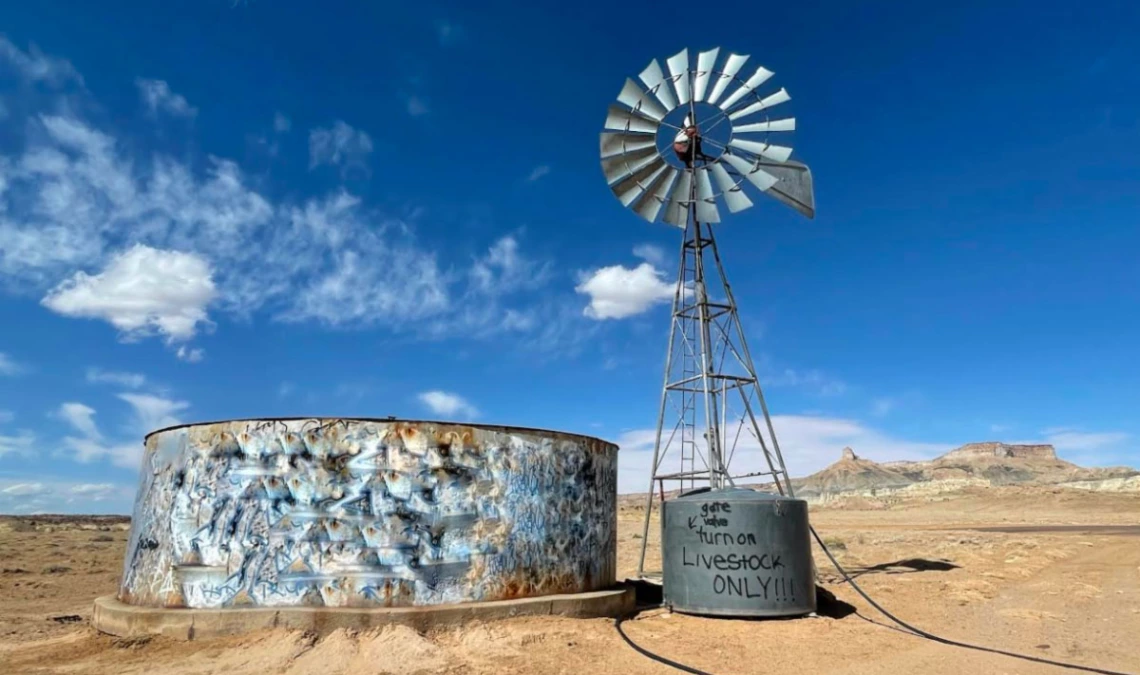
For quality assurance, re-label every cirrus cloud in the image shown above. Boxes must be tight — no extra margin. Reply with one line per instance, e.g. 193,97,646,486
0,38,589,360
135,78,197,118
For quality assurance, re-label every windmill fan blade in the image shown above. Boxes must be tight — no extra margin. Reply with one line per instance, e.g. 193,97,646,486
617,79,668,121
693,48,720,102
694,168,720,223
663,170,693,228
639,59,678,111
734,117,796,133
611,158,668,207
633,166,678,223
706,53,748,105
710,162,754,213
666,49,691,106
754,159,816,219
720,65,775,111
727,138,794,163
601,145,659,185
728,88,791,121
722,153,779,192
600,131,657,159
604,105,659,134
602,49,812,225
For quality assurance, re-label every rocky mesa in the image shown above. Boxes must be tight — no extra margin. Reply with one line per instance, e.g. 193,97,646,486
791,442,1139,502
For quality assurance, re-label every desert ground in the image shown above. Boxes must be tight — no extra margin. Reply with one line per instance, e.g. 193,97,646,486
2,486,1138,675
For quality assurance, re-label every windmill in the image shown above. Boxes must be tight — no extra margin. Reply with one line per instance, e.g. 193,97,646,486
599,48,816,579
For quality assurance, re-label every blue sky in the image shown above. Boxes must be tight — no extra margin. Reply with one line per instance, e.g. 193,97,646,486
1,0,1137,513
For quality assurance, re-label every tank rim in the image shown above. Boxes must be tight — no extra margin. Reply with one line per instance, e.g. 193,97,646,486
668,485,805,502
143,416,618,449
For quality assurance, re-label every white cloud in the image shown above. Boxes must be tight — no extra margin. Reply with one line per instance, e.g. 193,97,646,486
283,248,448,326
0,37,82,85
59,402,100,439
308,120,373,173
0,430,35,458
406,95,429,117
175,345,204,363
62,435,115,463
41,244,217,343
58,393,186,468
1040,428,1129,451
273,112,291,133
615,414,951,493
418,391,478,419
0,352,22,376
0,478,134,514
1010,428,1130,453
135,78,197,118
470,235,549,294
576,262,676,320
0,410,13,424
70,483,116,498
117,392,188,433
632,243,668,268
1,483,46,496
527,165,550,182
278,381,295,398
86,367,145,388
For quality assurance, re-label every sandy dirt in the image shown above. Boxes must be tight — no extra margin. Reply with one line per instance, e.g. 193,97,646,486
2,486,1138,674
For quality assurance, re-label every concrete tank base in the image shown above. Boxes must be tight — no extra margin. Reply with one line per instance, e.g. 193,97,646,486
93,587,635,641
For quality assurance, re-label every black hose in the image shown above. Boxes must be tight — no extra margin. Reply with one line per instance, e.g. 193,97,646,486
614,613,715,675
613,526,1135,675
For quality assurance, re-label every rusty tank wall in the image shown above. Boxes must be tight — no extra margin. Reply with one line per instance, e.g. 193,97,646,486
118,418,618,609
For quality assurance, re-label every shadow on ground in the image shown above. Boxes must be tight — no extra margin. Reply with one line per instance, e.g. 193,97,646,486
626,578,664,608
845,558,960,579
815,586,857,619
623,579,857,621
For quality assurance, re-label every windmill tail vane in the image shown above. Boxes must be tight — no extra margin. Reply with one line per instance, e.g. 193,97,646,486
598,47,817,579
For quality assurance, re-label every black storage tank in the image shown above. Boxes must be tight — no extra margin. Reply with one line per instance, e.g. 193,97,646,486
661,487,816,617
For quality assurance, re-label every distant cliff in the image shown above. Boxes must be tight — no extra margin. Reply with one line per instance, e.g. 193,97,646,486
941,442,1057,461
789,442,1138,501
794,447,912,496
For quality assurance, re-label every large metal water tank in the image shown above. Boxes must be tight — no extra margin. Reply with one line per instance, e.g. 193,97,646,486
661,487,816,617
116,418,618,609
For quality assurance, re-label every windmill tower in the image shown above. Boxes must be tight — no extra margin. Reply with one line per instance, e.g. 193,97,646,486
599,48,816,579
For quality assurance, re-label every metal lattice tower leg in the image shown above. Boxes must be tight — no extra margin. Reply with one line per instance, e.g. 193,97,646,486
635,209,797,579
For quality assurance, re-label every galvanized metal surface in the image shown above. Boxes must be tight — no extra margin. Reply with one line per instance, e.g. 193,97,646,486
118,419,618,609
662,487,816,617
